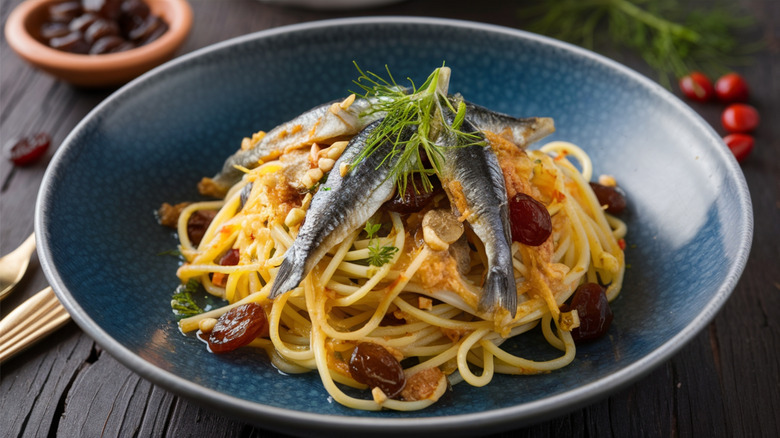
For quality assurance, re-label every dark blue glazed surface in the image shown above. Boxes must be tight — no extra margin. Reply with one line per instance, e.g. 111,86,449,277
36,17,752,436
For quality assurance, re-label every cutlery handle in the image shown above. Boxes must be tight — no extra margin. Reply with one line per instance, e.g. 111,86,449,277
0,287,70,363
0,233,37,300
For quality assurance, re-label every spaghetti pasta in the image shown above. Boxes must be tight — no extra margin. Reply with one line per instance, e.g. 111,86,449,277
167,130,626,410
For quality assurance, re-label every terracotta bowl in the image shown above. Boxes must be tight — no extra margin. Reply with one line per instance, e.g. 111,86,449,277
5,0,192,87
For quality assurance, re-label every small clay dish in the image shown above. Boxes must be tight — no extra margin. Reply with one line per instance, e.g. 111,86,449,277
5,0,192,87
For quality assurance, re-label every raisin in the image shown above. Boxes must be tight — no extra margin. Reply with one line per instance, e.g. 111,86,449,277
68,13,99,33
207,303,268,353
83,18,119,44
128,14,162,42
138,19,168,45
48,2,82,22
385,175,442,213
564,283,613,342
121,0,150,20
349,342,406,398
89,35,125,54
41,0,167,55
82,0,122,20
589,182,627,215
186,210,217,246
508,192,552,246
40,22,70,40
49,31,90,54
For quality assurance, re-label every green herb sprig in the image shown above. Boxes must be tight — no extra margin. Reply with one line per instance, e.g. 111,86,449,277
521,0,756,87
158,248,183,258
349,63,482,195
171,279,204,317
363,220,399,267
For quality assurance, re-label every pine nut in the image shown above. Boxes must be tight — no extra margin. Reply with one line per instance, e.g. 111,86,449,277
326,141,348,159
285,208,306,227
339,94,356,109
598,174,617,187
307,168,324,182
318,158,335,172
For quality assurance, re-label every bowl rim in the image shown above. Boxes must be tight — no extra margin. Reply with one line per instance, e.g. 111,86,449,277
4,0,193,72
35,16,754,436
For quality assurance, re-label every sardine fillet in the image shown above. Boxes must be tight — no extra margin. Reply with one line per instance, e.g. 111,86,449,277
202,97,379,197
437,113,517,316
463,99,555,148
269,119,406,299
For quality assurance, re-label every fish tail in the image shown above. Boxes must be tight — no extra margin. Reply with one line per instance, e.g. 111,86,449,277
268,247,305,299
479,267,517,318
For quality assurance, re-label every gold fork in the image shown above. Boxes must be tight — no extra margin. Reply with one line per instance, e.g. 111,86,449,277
0,287,70,363
0,233,36,300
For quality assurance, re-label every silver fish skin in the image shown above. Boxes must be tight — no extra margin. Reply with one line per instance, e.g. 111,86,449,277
436,110,517,316
460,98,555,148
268,119,409,299
204,96,383,196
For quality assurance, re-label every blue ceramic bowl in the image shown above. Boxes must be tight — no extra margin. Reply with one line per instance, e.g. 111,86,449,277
36,17,752,437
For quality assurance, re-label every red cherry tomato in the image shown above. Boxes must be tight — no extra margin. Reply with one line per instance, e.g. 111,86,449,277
679,72,715,102
723,134,754,162
5,132,51,166
715,73,749,103
721,104,760,133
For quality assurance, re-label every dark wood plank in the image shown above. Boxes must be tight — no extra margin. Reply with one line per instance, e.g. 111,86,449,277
55,350,158,436
136,385,178,437
0,326,94,437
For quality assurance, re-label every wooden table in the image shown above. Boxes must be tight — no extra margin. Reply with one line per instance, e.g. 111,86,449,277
2,0,778,436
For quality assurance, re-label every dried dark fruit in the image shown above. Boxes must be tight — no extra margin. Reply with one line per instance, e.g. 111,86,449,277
83,18,119,44
82,0,122,20
588,182,627,214
121,0,150,20
68,12,99,33
564,283,613,342
41,0,167,55
385,175,442,213
186,210,217,246
89,35,125,54
207,303,268,353
508,192,552,246
49,31,90,54
48,2,83,22
128,15,162,42
138,19,168,45
349,342,406,398
40,22,70,40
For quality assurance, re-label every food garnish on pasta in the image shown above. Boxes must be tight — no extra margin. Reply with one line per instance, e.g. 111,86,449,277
158,65,627,411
